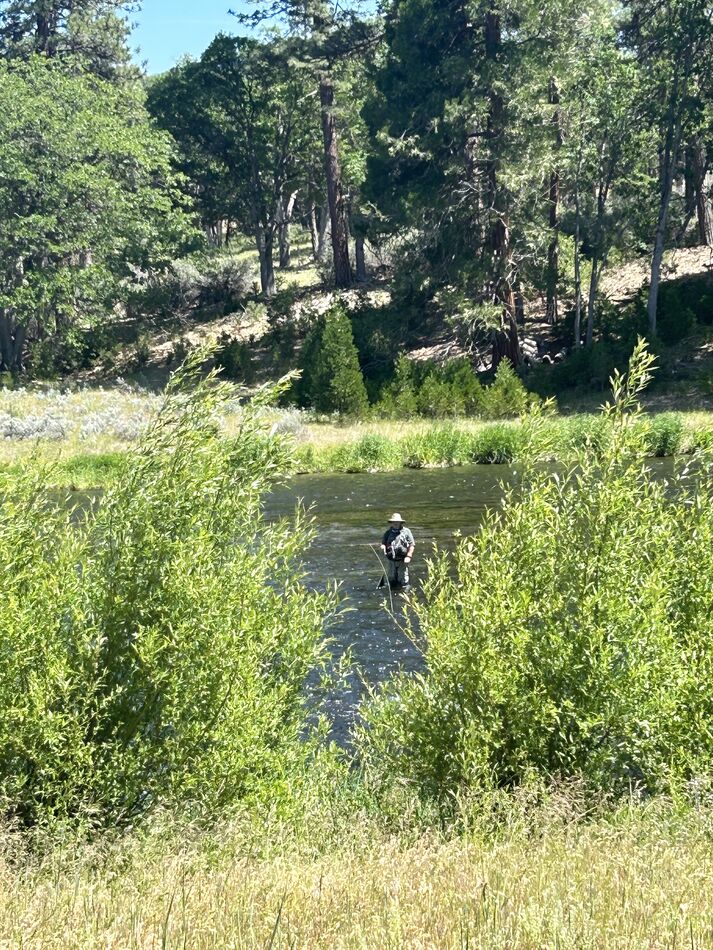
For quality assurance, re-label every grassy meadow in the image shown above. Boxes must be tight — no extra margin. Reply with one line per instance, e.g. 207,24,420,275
3,380,713,486
3,800,713,948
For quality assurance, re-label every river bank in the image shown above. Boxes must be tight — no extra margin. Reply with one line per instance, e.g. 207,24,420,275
3,403,713,488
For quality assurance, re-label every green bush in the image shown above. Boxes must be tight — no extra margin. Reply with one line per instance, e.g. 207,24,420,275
528,343,625,396
377,354,420,417
443,359,486,415
468,423,523,463
215,333,257,384
417,373,460,418
296,304,369,416
324,433,399,472
656,280,709,344
481,359,531,418
131,251,253,321
354,434,399,470
0,355,336,828
690,425,713,451
403,426,469,467
380,355,527,420
562,415,613,455
643,413,684,457
358,341,713,808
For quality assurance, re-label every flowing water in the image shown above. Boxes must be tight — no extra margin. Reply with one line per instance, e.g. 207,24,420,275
267,465,513,742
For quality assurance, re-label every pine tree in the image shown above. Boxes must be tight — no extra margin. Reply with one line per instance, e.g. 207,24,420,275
299,303,368,414
0,0,138,80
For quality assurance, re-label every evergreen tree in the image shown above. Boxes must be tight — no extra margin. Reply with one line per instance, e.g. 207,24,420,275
0,0,138,80
363,0,587,368
298,303,368,414
237,0,379,289
623,0,713,335
148,36,320,297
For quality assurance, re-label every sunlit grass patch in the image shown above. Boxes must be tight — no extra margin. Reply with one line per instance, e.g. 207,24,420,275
4,381,713,486
2,801,713,948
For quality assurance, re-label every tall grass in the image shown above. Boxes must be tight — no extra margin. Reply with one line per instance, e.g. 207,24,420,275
4,379,713,486
2,797,713,948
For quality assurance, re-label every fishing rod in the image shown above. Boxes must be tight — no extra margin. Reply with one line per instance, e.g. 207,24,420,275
369,543,394,612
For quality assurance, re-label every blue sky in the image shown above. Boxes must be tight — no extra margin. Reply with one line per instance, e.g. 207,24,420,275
130,0,252,75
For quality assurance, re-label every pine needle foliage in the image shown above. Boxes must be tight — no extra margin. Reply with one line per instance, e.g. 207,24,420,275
297,303,369,416
0,352,337,829
358,340,713,807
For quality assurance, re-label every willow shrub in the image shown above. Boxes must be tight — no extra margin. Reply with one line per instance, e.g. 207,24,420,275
0,355,336,828
358,341,713,808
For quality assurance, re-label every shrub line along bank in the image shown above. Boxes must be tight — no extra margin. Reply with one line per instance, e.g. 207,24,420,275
8,409,713,489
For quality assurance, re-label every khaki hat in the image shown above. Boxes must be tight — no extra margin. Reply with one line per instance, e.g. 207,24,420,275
388,512,404,522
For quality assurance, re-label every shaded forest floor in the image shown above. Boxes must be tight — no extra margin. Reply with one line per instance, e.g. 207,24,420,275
75,234,713,407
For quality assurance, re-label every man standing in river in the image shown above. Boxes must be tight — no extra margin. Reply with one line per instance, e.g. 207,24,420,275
381,513,415,589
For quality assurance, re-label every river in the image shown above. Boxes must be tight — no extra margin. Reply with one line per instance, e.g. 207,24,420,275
267,464,513,742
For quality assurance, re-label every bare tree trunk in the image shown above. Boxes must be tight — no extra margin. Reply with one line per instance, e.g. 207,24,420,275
355,235,367,282
277,190,298,269
648,66,686,336
585,256,602,348
491,291,521,368
485,3,520,370
545,77,562,325
319,74,351,288
309,200,320,258
257,229,276,297
648,173,676,337
691,139,712,245
317,201,329,261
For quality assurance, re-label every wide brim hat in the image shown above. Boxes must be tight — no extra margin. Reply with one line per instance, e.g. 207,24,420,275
388,512,404,522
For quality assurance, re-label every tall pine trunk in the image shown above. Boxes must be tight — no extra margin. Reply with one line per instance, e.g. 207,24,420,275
485,4,520,370
545,77,562,325
648,63,687,336
319,74,351,288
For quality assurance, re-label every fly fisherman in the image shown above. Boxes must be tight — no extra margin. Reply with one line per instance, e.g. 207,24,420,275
380,513,415,589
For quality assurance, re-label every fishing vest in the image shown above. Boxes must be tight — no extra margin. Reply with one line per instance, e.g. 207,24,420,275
383,526,414,561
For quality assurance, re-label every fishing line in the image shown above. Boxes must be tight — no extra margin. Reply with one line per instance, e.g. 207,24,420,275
369,543,394,613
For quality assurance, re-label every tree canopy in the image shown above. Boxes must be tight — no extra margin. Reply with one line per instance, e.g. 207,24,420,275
0,57,194,371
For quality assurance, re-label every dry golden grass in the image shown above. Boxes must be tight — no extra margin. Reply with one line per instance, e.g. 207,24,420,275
2,810,713,949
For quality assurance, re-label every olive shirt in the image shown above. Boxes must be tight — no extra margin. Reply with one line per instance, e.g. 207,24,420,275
382,526,415,561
